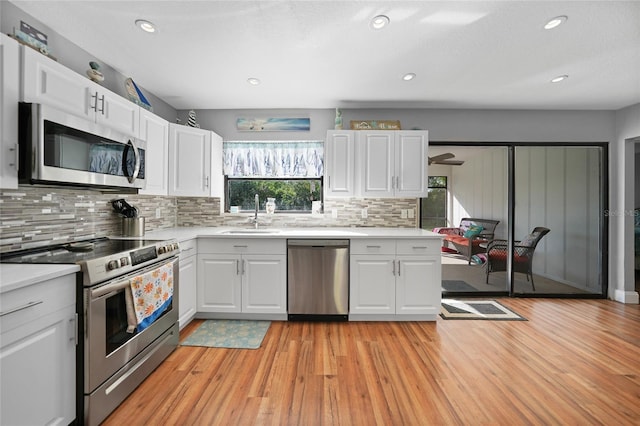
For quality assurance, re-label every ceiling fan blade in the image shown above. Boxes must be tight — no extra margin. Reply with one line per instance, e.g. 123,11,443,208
436,160,465,166
428,153,455,163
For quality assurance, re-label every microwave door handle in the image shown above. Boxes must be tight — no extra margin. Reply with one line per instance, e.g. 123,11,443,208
122,139,141,183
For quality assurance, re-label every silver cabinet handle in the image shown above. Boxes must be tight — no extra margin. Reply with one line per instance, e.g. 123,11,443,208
99,95,105,114
236,259,240,275
392,260,396,276
397,260,401,276
181,247,194,252
204,175,209,188
91,92,98,111
366,245,381,249
0,300,43,317
233,245,248,248
412,246,427,250
8,144,18,169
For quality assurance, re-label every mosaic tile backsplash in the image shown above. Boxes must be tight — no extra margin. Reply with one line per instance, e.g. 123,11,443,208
0,186,418,253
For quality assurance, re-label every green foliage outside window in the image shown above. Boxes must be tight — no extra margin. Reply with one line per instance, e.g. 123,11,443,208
226,178,322,212
421,176,447,229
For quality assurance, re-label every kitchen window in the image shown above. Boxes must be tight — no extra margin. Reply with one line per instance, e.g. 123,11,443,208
223,141,323,213
420,176,447,228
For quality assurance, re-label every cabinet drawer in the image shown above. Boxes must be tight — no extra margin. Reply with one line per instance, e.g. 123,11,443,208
0,273,76,334
198,238,286,254
396,239,439,255
179,239,197,259
350,239,396,255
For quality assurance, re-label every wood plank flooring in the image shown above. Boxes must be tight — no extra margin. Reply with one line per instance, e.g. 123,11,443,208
102,299,640,425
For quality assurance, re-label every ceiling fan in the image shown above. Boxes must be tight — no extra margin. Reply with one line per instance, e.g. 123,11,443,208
428,153,464,166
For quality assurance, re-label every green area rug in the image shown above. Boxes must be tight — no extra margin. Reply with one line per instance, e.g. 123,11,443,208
181,320,271,349
442,280,477,292
440,299,527,321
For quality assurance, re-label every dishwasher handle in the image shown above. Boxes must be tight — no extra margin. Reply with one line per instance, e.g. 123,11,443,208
287,239,349,248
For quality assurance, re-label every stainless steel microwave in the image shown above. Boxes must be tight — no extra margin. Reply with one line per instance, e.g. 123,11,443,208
18,103,146,190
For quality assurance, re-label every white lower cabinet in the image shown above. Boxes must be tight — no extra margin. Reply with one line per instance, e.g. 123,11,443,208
0,273,76,426
197,239,286,317
350,239,441,320
178,239,197,329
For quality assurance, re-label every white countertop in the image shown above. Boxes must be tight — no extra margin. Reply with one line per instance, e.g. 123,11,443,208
0,264,80,294
142,226,444,242
1,227,441,293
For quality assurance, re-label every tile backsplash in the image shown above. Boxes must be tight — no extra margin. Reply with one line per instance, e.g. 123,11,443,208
0,186,418,252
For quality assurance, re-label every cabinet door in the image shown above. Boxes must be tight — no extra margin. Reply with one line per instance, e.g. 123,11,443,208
395,131,428,197
98,90,140,136
325,130,356,197
139,110,169,195
242,254,287,314
168,124,212,197
0,34,20,189
178,254,197,329
360,131,394,197
197,254,241,312
395,255,441,315
0,307,76,426
350,255,396,314
21,46,94,120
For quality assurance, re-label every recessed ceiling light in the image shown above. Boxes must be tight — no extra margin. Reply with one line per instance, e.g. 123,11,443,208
371,15,390,30
135,19,156,33
402,73,416,81
551,75,568,83
247,77,261,85
544,15,567,30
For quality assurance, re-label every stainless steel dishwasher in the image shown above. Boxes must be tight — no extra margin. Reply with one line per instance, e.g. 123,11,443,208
287,239,349,321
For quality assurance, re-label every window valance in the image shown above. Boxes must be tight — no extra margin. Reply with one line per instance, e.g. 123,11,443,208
223,141,323,178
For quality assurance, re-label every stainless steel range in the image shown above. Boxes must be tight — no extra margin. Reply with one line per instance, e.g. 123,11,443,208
1,237,180,426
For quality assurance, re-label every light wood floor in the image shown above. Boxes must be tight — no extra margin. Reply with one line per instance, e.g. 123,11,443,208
103,299,640,425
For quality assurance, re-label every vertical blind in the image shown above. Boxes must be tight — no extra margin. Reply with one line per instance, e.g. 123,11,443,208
223,141,324,178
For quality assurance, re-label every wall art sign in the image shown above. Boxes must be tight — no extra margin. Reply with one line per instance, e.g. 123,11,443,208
350,120,402,130
237,118,310,132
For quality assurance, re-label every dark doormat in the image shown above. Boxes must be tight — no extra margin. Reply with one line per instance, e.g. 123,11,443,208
440,299,527,320
442,280,477,292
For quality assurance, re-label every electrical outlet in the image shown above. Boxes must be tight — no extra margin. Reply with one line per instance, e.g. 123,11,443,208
401,209,408,219
361,208,368,219
408,208,414,219
155,207,161,219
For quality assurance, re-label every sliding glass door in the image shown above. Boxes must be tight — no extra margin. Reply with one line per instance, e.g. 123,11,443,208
424,143,607,298
510,146,605,295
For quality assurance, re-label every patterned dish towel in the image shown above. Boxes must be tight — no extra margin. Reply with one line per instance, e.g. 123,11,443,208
125,260,174,333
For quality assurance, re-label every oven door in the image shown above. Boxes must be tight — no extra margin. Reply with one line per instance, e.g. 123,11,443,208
84,258,178,393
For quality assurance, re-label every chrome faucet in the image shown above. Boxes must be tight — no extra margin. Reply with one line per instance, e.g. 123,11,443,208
253,194,259,228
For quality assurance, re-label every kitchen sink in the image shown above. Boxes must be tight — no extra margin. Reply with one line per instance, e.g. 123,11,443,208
221,229,282,235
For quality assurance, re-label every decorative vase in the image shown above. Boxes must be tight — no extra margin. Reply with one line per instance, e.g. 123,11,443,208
266,198,276,215
334,108,343,130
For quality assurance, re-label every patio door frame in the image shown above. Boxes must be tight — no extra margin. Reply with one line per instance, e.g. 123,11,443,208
429,141,609,298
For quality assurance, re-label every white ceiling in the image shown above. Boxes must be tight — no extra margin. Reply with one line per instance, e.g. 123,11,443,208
9,0,640,111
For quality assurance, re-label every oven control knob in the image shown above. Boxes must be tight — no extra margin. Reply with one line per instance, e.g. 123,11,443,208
158,246,167,254
120,257,129,266
172,243,179,251
107,259,121,270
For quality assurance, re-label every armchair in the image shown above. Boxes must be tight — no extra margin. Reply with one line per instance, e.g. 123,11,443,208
433,218,500,264
485,227,550,291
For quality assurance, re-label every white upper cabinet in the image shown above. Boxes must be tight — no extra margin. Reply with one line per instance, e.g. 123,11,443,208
360,130,429,198
139,109,169,195
0,34,20,189
21,46,139,137
394,131,429,197
168,123,223,200
325,130,356,197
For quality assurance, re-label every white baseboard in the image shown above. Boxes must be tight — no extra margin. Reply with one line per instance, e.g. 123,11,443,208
614,289,639,304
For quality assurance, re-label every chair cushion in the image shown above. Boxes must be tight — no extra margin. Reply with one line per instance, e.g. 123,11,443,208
445,235,487,247
463,225,484,238
488,251,528,263
520,231,540,247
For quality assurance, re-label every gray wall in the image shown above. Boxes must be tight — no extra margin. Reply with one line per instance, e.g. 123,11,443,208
1,1,178,122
